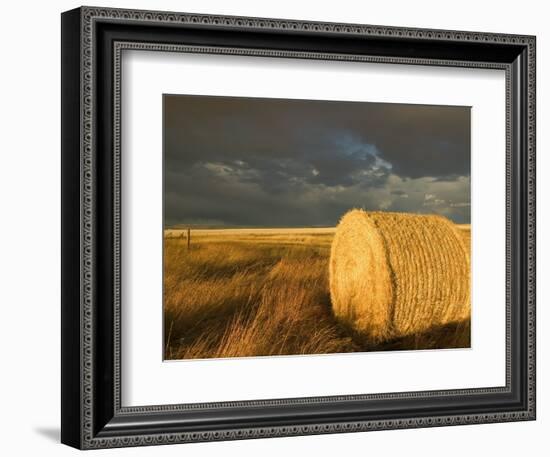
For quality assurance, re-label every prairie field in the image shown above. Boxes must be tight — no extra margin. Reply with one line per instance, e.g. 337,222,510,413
164,224,471,360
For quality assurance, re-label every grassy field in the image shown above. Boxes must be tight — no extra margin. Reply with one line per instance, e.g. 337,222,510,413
164,225,471,360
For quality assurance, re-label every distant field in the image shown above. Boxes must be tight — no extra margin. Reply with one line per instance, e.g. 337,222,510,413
164,224,471,360
164,227,335,244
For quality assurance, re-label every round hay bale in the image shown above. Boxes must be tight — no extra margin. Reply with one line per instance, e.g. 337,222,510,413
329,209,470,342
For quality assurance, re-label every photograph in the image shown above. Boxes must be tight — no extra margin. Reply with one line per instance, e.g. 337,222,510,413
58,5,537,449
163,94,472,360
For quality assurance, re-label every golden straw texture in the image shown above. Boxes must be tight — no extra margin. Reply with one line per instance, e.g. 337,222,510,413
329,209,470,342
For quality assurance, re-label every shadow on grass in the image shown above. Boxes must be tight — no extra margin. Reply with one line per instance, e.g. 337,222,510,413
342,319,471,353
318,285,471,353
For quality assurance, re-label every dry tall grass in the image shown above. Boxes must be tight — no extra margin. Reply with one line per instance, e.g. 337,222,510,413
164,231,356,359
165,220,471,360
329,210,470,343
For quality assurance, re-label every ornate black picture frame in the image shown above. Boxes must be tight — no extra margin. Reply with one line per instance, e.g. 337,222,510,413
61,6,536,449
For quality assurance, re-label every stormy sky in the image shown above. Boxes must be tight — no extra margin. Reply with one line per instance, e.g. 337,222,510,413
164,94,470,227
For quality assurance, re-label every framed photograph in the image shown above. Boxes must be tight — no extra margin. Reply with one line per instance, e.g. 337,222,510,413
61,6,536,449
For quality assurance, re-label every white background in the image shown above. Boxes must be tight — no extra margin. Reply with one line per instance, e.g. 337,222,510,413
123,52,505,405
0,0,546,456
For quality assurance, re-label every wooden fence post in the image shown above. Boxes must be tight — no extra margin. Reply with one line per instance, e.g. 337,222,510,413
187,228,191,250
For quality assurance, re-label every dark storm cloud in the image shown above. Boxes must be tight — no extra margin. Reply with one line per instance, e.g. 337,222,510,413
164,95,471,226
